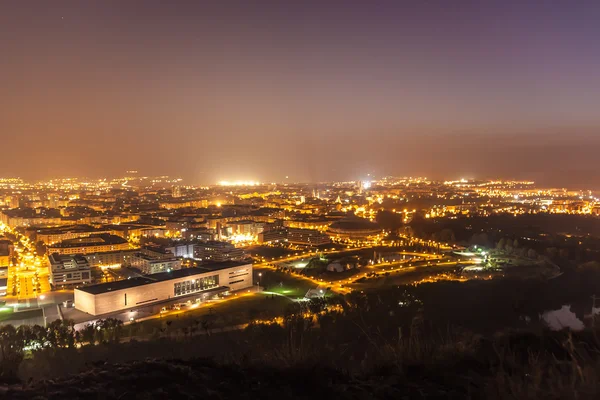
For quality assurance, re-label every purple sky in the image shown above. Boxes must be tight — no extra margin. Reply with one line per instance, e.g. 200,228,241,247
1,1,600,187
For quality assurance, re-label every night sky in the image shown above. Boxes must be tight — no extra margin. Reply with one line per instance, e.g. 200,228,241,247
1,1,600,187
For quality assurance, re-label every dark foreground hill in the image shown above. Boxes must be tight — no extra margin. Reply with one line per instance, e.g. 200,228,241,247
3,358,464,400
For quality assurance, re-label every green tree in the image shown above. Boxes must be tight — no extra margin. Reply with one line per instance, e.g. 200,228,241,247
46,319,76,348
96,318,124,343
0,325,25,381
307,297,327,315
30,324,48,349
80,323,97,346
496,238,506,251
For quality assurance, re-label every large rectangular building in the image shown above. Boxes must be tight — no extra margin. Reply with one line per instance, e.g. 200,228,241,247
31,225,112,245
85,249,138,269
74,261,253,316
130,253,182,275
287,228,331,246
0,209,65,228
165,242,195,258
195,241,246,262
48,253,92,286
47,234,130,255
257,228,288,244
226,220,264,236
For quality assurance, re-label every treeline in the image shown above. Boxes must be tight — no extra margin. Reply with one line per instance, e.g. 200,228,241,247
404,214,600,265
0,318,123,382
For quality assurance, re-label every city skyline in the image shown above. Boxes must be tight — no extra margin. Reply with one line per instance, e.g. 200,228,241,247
2,1,600,187
0,173,598,193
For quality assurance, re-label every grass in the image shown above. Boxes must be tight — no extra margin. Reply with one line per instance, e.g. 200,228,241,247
128,293,294,337
317,268,364,283
348,264,460,290
0,307,42,323
254,268,317,298
12,327,600,399
247,245,299,259
0,306,15,322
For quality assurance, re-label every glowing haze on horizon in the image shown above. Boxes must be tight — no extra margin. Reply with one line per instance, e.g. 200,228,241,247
1,1,600,188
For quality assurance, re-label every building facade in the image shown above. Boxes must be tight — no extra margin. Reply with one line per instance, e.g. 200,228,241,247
130,253,182,275
0,254,9,268
74,262,253,316
0,239,12,267
85,249,138,269
257,229,288,244
49,253,92,286
32,225,112,245
287,228,331,246
47,234,130,255
195,241,246,262
165,243,195,258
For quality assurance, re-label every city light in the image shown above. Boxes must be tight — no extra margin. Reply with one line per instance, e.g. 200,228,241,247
0,173,597,332
218,180,261,187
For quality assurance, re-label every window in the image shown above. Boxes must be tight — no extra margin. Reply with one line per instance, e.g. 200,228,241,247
174,274,219,296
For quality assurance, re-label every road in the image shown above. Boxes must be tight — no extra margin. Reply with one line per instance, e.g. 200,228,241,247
253,247,463,295
1,223,52,300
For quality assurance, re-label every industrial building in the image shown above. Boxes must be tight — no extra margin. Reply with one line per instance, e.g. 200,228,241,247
74,261,253,316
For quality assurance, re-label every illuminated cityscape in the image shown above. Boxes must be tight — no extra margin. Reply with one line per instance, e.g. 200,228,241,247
4,1,600,398
2,174,600,396
0,173,597,307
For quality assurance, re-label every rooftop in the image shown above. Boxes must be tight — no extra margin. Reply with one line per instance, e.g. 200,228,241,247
197,240,236,248
76,261,251,295
133,252,179,262
33,224,104,235
48,253,88,263
49,234,128,248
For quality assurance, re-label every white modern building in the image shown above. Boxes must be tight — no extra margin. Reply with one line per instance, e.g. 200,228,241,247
74,261,253,316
